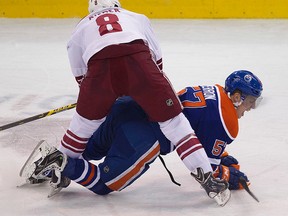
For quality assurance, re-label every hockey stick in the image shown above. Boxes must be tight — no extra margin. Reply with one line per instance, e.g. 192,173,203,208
0,103,77,131
239,176,259,202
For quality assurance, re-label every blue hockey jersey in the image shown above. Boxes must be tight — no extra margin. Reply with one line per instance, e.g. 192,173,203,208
178,85,238,168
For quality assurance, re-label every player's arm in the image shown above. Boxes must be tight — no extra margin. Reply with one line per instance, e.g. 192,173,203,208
140,15,163,70
67,39,87,86
206,136,249,191
175,134,230,206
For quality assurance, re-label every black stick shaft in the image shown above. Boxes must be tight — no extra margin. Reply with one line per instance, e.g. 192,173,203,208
0,103,76,131
239,176,260,202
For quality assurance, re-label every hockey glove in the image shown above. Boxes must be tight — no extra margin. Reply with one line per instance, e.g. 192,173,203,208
213,165,249,190
220,151,240,170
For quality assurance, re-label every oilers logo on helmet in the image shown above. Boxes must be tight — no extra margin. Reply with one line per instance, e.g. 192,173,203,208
88,0,121,13
244,74,252,83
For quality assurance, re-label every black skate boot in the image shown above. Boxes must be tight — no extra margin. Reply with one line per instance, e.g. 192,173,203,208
32,149,67,179
191,167,231,206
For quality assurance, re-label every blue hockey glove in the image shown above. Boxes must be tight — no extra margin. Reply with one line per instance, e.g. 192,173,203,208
213,165,249,190
220,151,240,170
221,155,238,167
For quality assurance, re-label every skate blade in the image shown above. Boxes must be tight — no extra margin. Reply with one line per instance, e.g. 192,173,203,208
16,179,49,188
48,186,63,198
19,140,45,177
213,188,231,207
20,140,55,179
16,182,29,188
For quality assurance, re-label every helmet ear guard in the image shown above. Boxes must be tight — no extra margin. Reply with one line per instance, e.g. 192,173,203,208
88,0,121,13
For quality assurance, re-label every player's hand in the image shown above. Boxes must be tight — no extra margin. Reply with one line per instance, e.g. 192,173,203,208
220,151,240,170
213,165,249,190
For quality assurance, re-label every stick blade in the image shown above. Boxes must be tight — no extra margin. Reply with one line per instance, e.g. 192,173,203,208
239,177,260,202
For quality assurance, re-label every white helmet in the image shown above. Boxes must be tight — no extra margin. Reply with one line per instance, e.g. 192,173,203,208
88,0,121,13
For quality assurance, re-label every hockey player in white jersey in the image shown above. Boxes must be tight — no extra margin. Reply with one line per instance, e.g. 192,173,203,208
56,0,229,204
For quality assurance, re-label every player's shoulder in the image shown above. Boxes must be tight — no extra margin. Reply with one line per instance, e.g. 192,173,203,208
178,86,199,97
215,84,238,139
120,8,150,25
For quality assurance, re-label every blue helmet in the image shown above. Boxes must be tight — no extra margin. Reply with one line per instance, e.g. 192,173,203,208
225,70,263,97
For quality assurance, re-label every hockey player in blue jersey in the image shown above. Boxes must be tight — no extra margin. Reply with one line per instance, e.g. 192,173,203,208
22,70,263,205
178,70,263,190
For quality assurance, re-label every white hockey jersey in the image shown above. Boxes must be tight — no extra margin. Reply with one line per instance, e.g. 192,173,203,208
67,7,162,78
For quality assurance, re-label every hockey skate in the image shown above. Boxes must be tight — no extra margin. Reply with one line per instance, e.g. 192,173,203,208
191,167,231,206
20,140,54,183
47,169,71,198
19,140,70,197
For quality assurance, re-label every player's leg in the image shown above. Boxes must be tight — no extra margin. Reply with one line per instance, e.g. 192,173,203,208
62,118,161,195
59,59,118,158
99,121,160,192
121,50,211,173
81,117,114,161
81,96,150,161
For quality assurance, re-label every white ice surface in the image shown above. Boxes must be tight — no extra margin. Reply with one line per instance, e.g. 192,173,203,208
0,18,288,216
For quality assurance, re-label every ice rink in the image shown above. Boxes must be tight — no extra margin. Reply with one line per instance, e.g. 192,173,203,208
0,18,288,215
